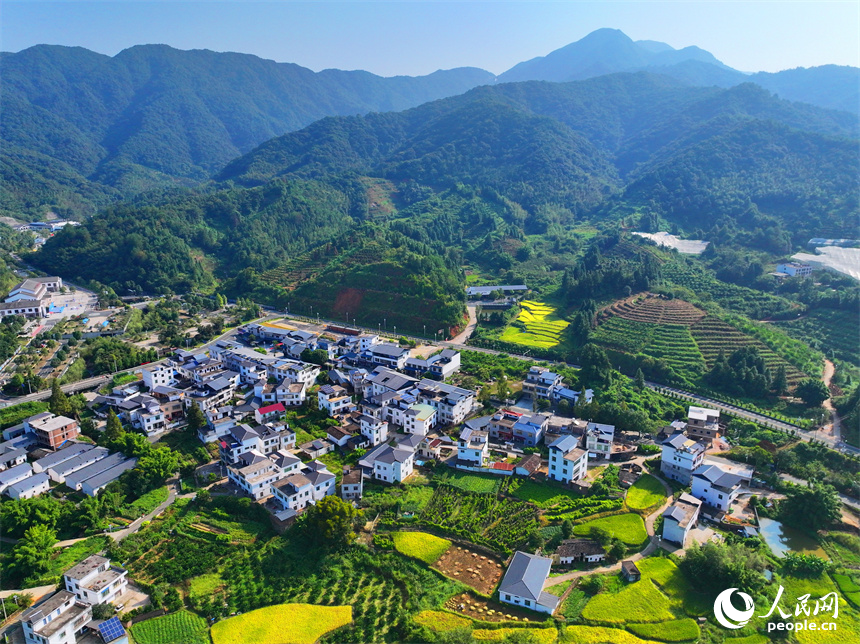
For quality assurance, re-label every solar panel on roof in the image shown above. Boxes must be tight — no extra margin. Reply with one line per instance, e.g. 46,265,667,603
98,616,126,643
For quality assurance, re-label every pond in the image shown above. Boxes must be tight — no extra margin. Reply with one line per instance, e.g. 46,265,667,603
758,517,828,559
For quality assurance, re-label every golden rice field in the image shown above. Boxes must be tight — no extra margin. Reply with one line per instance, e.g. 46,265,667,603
499,300,569,349
210,603,352,644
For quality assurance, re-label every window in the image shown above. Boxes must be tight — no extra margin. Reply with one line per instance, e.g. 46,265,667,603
524,600,531,607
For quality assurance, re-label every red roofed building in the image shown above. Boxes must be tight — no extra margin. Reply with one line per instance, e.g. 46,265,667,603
255,403,286,423
492,462,515,472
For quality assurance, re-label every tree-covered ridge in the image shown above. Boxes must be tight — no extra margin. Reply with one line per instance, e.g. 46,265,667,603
0,44,493,218
32,179,353,294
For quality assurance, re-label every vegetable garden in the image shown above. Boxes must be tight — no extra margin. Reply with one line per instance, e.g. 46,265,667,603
131,610,210,644
420,485,539,553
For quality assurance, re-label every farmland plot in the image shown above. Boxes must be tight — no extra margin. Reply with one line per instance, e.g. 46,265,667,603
500,300,569,349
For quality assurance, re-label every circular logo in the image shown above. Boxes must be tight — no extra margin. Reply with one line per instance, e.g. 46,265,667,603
714,588,756,629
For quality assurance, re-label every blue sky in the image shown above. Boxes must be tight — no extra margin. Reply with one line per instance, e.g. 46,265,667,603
2,1,858,76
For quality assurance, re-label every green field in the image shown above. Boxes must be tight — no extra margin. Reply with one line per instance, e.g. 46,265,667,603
508,479,582,507
131,610,210,644
413,610,471,632
211,604,352,644
392,531,452,565
434,470,501,494
564,625,663,644
473,628,558,643
625,475,667,511
582,578,675,624
572,513,648,547
628,618,700,642
500,300,569,349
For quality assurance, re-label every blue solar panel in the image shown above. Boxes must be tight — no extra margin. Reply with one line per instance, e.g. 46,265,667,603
98,616,126,643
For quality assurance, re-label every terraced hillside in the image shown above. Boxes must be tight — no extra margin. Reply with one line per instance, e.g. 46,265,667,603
594,294,808,388
499,300,569,349
602,294,706,325
690,317,807,387
774,309,860,367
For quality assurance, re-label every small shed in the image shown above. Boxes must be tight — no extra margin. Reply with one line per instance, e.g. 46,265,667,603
621,560,641,582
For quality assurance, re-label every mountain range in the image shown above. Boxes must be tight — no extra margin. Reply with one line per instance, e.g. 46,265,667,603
2,29,857,219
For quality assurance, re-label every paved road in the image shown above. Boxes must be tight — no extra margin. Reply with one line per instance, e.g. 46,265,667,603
450,305,477,345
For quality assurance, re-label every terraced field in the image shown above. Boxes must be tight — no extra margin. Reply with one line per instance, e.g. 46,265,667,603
499,300,568,349
591,316,706,381
602,294,706,326
690,317,807,386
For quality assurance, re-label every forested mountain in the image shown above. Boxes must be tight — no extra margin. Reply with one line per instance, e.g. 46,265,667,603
497,29,859,115
31,69,858,336
219,73,859,240
0,44,493,218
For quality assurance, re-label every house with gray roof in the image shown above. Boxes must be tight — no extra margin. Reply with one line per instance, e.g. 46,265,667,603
547,435,587,484
370,445,414,484
64,454,128,491
33,443,94,473
662,493,702,547
691,465,743,512
498,551,559,614
0,462,35,494
7,472,50,499
660,432,705,485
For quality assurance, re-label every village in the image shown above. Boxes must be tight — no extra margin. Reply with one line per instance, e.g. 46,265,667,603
0,305,769,644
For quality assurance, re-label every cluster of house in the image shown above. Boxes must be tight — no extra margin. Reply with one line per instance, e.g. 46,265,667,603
22,555,129,644
0,412,135,500
658,406,749,547
0,275,63,319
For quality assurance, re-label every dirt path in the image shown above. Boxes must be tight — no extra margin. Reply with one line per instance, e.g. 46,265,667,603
450,305,477,344
545,474,674,587
821,359,842,443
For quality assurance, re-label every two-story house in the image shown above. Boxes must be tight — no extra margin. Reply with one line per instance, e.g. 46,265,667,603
227,450,301,500
403,349,461,380
371,445,414,483
360,414,389,446
415,379,475,426
547,435,588,484
691,465,743,512
662,493,703,547
271,461,336,514
317,385,354,416
512,413,549,447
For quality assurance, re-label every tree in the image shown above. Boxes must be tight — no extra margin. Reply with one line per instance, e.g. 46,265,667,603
772,365,789,396
780,484,841,531
48,379,72,417
634,368,645,390
579,344,612,387
681,541,767,597
185,401,206,436
300,348,329,366
561,519,574,539
92,603,116,620
13,524,57,573
138,447,179,486
495,376,511,403
795,378,829,407
608,540,626,561
104,410,125,444
304,495,359,548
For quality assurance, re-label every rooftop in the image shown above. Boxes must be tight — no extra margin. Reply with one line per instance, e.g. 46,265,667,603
498,551,552,602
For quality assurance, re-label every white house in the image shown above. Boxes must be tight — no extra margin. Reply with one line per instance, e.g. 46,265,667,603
271,461,336,513
21,590,92,644
371,445,414,483
522,366,563,400
366,343,410,370
662,493,702,547
0,462,35,494
585,422,615,460
660,433,705,485
498,551,560,614
457,427,489,466
691,465,743,512
776,262,813,277
317,384,354,416
63,555,128,607
341,467,364,500
547,435,588,484
416,379,475,426
403,349,461,379
7,473,51,499
140,364,176,390
360,414,389,446
227,450,301,500
556,539,605,564
403,403,436,436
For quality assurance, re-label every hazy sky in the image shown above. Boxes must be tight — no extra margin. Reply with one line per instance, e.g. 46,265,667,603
3,1,858,76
